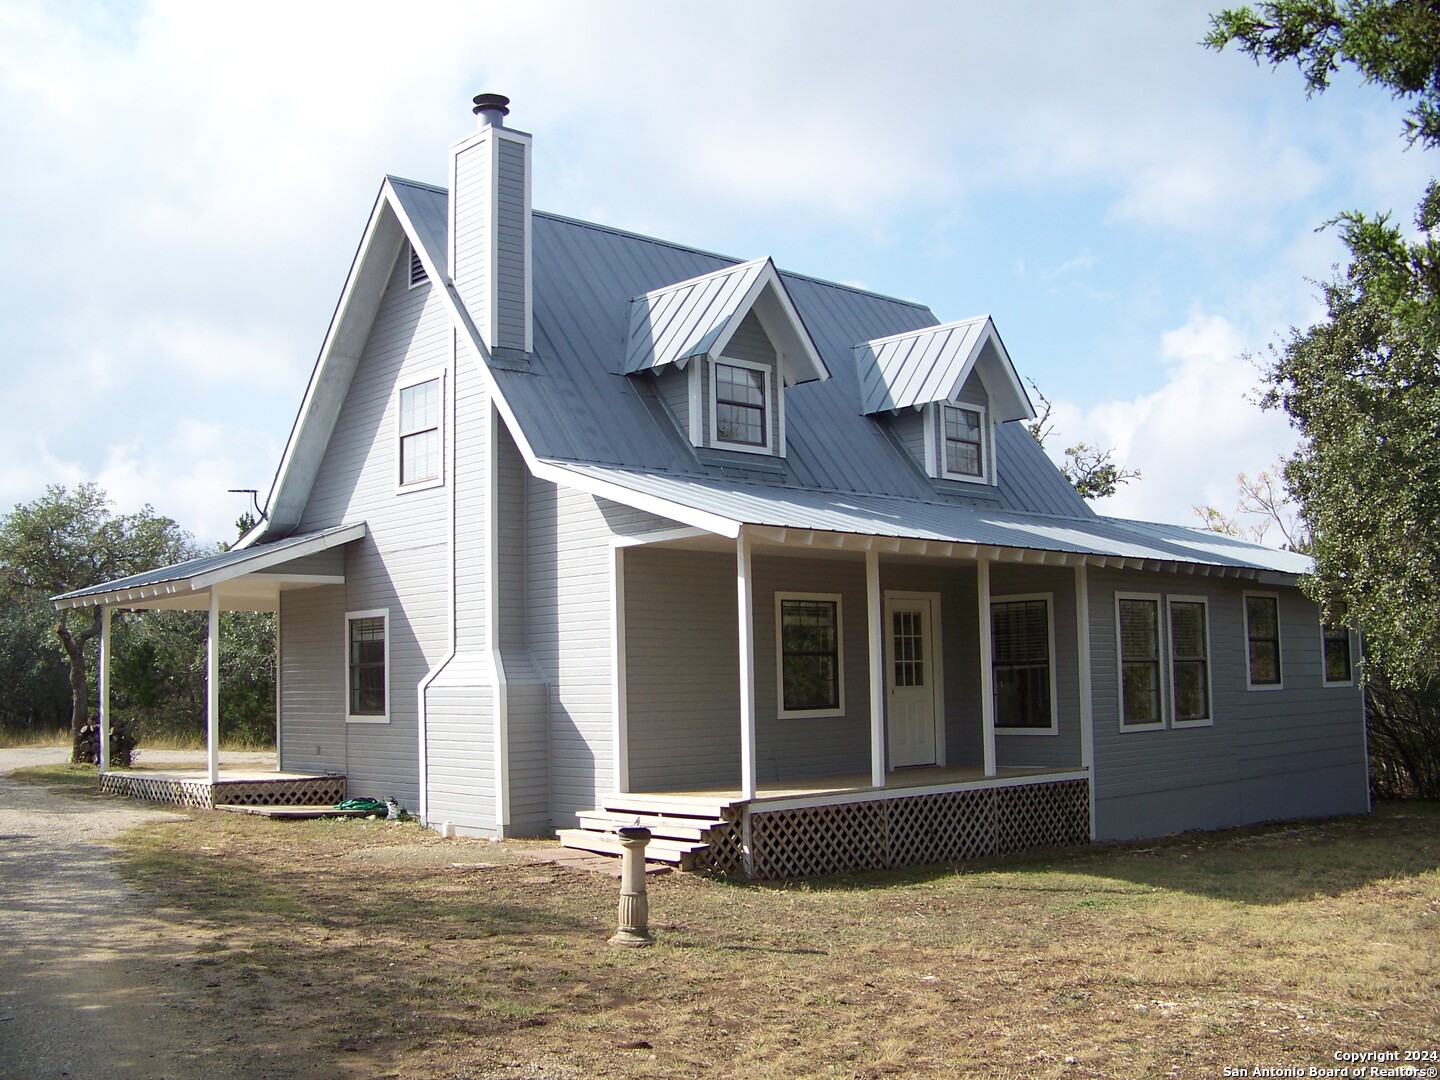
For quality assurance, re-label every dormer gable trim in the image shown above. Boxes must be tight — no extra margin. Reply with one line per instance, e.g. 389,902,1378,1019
624,256,829,387
854,315,1034,424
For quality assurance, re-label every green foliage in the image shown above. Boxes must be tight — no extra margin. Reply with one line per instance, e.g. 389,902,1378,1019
0,593,69,732
1367,669,1440,797
1206,0,1440,150
1208,2,1440,688
1025,381,1141,501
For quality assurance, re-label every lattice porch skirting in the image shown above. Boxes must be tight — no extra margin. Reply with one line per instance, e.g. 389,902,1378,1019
100,773,346,810
703,778,1089,879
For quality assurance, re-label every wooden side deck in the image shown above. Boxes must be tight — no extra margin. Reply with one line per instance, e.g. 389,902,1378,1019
100,768,346,810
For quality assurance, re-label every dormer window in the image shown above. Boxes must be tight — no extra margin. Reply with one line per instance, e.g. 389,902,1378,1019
942,404,985,480
713,359,770,450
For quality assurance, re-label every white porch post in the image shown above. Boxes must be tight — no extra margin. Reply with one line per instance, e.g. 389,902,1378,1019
737,528,757,802
98,606,112,774
977,552,996,778
612,545,629,794
866,549,885,789
206,589,220,785
1074,562,1097,840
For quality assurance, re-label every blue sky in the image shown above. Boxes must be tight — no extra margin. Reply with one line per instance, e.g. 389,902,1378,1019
1,0,1431,545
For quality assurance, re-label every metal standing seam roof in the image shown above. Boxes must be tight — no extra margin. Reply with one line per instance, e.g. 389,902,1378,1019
853,316,1032,422
623,257,770,374
549,462,1313,576
51,523,366,608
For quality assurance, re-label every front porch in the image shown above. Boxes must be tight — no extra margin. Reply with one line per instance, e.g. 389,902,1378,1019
562,765,1090,878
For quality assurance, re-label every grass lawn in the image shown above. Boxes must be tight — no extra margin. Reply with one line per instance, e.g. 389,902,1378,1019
17,767,1440,1078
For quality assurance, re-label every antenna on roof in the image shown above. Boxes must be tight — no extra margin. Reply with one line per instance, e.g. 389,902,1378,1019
228,488,264,520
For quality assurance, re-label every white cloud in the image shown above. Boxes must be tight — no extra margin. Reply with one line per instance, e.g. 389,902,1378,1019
1047,313,1298,532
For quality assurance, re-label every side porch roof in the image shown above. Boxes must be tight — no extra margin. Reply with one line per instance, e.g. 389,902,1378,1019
51,523,365,612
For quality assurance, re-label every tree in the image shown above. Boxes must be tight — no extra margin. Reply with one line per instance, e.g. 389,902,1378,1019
1026,381,1142,500
0,484,194,757
1192,459,1311,551
1207,1,1440,686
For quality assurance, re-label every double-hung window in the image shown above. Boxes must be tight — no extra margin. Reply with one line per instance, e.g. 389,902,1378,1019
991,596,1055,731
397,374,442,490
713,361,769,449
776,593,843,717
1244,593,1283,689
1168,597,1212,725
346,610,389,723
1117,594,1163,729
1322,602,1354,685
941,404,985,480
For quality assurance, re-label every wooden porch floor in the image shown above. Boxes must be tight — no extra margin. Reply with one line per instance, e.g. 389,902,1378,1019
622,763,1086,809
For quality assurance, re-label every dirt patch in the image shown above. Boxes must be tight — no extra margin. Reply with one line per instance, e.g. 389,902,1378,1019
103,802,1440,1079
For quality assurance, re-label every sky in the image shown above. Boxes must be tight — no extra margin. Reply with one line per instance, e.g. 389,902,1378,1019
1,0,1433,546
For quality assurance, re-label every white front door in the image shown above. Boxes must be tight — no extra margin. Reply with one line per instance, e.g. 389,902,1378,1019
885,595,938,768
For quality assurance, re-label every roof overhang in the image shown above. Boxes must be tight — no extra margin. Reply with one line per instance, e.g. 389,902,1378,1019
52,523,366,612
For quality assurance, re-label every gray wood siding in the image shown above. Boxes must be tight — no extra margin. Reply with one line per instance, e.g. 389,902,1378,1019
278,585,347,776
887,409,928,474
425,672,495,836
624,548,740,790
452,138,491,341
990,564,1083,768
1087,570,1368,840
421,351,499,835
655,367,691,440
526,476,676,824
752,554,872,779
289,244,452,812
494,137,529,352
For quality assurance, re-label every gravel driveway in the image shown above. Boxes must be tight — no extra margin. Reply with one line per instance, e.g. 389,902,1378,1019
0,749,276,1079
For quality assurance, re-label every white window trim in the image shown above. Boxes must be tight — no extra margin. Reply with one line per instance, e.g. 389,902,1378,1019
709,355,776,456
1167,594,1214,728
937,401,992,485
1320,611,1356,688
345,608,390,724
991,592,1058,735
1243,591,1284,691
1116,591,1166,732
394,368,447,495
775,591,845,719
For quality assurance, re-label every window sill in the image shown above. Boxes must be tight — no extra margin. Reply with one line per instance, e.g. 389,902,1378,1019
346,715,390,725
395,477,444,495
1118,720,1165,733
1171,717,1214,729
995,726,1058,736
778,707,845,720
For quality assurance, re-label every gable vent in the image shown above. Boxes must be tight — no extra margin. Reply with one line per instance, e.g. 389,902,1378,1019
408,244,429,288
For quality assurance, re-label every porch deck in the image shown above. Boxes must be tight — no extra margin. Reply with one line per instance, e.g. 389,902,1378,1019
100,767,346,810
627,763,1084,811
564,765,1091,879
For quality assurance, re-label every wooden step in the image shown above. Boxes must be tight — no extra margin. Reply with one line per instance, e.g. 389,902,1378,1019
600,792,738,819
556,828,707,870
577,809,725,843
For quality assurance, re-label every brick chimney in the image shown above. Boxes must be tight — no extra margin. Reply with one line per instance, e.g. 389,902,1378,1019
448,93,532,356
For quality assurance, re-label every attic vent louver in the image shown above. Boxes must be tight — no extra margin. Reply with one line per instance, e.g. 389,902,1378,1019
408,244,428,288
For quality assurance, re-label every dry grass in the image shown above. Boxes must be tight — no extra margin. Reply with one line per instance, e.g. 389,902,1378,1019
92,801,1440,1079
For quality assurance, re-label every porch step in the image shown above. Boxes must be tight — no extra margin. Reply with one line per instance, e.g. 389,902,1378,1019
599,791,739,820
577,809,725,844
555,829,709,871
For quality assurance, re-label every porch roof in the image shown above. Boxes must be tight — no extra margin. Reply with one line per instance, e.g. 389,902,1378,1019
552,463,1311,578
51,522,365,612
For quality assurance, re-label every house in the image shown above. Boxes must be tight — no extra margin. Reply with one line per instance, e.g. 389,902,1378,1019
56,95,1369,877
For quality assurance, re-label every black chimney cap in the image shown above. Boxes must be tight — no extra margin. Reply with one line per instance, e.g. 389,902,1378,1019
472,93,510,117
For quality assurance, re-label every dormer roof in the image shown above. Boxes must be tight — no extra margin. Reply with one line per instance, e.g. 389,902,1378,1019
623,256,829,385
854,315,1034,422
